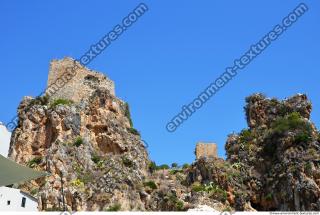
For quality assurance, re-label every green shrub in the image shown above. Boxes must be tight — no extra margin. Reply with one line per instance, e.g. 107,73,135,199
97,160,105,169
148,161,157,172
28,157,42,168
144,181,157,190
157,164,170,170
30,188,39,196
271,112,311,135
171,163,178,168
182,163,190,169
305,162,313,172
265,193,273,201
50,98,73,108
192,182,205,192
73,136,84,147
202,182,228,202
127,127,140,136
213,187,228,202
30,95,50,106
122,157,134,168
91,154,101,164
294,132,312,143
170,169,183,175
106,203,121,212
124,103,133,128
239,129,252,143
176,200,185,211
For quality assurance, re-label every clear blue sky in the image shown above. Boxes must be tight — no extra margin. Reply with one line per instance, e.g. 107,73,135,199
1,1,319,165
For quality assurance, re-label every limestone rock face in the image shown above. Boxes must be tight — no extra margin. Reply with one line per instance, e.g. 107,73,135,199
8,59,320,212
9,58,149,211
226,93,320,211
245,93,312,129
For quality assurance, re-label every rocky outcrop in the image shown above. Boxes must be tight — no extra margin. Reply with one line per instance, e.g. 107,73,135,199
9,58,149,211
226,93,320,211
9,58,235,212
8,58,320,212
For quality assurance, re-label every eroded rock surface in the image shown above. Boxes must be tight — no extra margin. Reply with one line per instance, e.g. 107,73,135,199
9,58,149,211
226,93,320,211
8,59,320,211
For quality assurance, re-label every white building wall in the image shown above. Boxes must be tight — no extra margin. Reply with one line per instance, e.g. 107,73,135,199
0,123,11,157
0,187,38,211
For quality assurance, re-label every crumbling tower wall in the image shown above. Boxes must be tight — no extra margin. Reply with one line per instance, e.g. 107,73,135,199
46,57,115,103
195,142,217,159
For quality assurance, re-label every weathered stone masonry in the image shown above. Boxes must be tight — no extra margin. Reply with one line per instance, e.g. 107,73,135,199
195,142,217,160
46,57,115,103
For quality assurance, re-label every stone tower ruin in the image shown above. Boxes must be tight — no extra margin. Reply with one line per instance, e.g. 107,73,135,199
195,142,218,159
45,57,115,103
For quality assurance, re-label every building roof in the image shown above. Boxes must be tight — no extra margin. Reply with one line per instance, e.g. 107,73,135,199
0,155,48,187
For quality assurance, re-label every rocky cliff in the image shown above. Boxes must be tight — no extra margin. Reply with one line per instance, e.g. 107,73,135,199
9,58,149,211
226,93,320,210
8,58,320,211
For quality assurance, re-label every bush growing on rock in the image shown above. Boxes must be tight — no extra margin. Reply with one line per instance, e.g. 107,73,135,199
30,188,39,196
175,200,185,211
30,95,50,106
169,169,183,175
157,164,170,170
50,98,73,108
239,129,253,143
162,193,186,211
144,181,157,190
27,157,42,168
209,187,228,203
91,153,101,164
73,136,84,147
171,163,178,168
124,103,133,128
191,182,205,192
271,112,312,136
106,203,121,212
182,163,190,169
91,154,104,169
122,156,134,168
294,132,312,143
127,127,140,136
148,161,157,173
265,193,273,201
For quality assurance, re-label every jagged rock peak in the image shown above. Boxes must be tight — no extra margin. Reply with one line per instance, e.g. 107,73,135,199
226,93,320,211
245,93,312,129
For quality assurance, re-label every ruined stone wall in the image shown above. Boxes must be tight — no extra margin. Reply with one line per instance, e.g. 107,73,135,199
195,143,217,159
46,57,115,103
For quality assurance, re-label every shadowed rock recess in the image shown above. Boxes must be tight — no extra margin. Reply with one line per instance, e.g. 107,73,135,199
8,58,320,211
